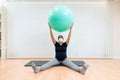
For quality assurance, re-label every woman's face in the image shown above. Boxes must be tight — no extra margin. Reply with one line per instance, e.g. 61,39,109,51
58,37,64,43
58,35,64,43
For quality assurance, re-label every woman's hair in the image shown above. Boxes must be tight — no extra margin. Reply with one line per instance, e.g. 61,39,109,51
58,35,64,40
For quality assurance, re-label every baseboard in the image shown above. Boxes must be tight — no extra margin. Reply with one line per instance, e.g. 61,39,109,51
6,57,113,60
112,56,120,59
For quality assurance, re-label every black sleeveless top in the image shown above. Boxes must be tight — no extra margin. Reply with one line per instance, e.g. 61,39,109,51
55,42,67,61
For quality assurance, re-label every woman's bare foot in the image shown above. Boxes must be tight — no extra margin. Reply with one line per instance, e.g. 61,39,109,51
32,62,40,73
79,68,83,73
81,63,89,75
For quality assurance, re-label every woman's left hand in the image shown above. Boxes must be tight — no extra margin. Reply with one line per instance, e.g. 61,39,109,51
70,24,73,30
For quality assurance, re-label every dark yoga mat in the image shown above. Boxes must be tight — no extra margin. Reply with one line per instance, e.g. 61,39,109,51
24,60,85,67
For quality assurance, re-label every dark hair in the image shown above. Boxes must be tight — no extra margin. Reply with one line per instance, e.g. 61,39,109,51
58,35,64,40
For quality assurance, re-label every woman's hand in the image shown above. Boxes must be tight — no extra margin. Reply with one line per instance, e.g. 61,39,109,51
48,23,52,29
48,22,56,44
66,23,73,45
70,23,73,30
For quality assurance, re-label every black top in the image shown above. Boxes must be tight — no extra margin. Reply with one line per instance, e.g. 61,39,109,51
55,42,67,61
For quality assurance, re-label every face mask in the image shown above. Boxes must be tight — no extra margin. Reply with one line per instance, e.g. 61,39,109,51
59,38,64,42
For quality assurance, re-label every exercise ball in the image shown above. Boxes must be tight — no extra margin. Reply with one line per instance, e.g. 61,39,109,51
48,5,74,32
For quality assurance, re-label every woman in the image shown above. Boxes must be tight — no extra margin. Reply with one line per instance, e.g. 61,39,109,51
32,23,89,75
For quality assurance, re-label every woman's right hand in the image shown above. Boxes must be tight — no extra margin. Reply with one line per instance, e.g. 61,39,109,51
48,22,56,44
48,23,51,29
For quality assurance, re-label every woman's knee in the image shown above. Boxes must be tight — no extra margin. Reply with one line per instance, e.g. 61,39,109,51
49,58,59,65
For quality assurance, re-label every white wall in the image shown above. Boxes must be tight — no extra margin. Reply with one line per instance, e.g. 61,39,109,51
6,2,110,58
112,0,120,59
7,0,107,2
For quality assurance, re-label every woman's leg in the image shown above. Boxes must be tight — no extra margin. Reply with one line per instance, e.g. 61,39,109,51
40,58,60,71
62,58,89,75
32,58,59,73
62,58,80,72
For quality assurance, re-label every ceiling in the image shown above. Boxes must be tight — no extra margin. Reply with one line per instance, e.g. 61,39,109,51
7,0,110,2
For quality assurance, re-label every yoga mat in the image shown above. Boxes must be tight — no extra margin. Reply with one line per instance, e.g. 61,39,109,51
24,60,85,67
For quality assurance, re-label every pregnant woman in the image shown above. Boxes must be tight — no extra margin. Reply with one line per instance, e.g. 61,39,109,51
32,23,89,75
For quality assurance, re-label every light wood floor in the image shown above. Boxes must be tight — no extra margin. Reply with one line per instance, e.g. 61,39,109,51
0,58,120,80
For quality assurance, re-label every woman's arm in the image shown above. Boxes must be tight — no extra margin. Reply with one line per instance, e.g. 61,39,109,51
66,24,73,45
48,23,56,44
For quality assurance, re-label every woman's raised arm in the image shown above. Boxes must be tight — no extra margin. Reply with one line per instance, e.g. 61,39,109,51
48,23,56,44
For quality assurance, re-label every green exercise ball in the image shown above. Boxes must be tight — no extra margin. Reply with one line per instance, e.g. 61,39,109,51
48,5,74,32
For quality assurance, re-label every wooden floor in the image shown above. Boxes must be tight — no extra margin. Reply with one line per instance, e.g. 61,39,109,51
0,58,120,80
